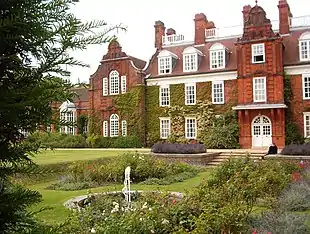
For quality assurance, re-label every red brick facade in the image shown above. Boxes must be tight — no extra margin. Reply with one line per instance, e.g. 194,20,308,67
53,0,310,149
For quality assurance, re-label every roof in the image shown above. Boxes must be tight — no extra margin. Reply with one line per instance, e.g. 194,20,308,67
147,37,238,78
71,87,88,102
128,56,147,70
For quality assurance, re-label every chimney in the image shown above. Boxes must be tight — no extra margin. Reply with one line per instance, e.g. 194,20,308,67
242,5,251,25
278,0,293,35
166,28,176,36
154,20,165,49
194,13,207,45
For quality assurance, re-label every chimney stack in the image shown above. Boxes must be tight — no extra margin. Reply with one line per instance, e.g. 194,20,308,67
166,28,176,36
242,5,251,25
154,20,165,49
194,13,207,45
278,0,293,35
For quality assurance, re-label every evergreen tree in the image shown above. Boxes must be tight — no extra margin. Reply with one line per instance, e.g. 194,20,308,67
0,0,124,232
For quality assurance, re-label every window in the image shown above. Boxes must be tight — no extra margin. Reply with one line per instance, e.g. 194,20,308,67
160,117,170,139
304,112,310,138
109,70,119,95
121,76,127,94
159,85,170,106
210,43,226,70
60,111,76,135
103,121,108,137
185,83,196,105
184,54,197,72
103,77,108,96
185,117,196,139
253,77,267,102
121,120,127,137
157,50,178,75
299,32,310,61
110,114,119,137
158,57,172,74
212,81,224,104
252,43,265,63
302,74,310,99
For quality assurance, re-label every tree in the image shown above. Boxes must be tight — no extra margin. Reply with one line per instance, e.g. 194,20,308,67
0,0,125,232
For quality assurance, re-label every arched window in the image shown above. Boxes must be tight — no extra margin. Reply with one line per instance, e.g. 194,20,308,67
59,101,76,135
109,70,119,95
299,32,310,61
110,114,119,137
209,43,227,69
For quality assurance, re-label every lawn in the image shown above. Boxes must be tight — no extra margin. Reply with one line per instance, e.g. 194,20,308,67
29,171,212,223
31,148,151,165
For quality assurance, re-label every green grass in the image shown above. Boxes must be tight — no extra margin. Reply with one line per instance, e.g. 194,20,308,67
29,170,212,223
31,149,150,165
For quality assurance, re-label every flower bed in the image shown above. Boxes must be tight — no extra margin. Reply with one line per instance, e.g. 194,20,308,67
151,142,206,154
46,152,200,191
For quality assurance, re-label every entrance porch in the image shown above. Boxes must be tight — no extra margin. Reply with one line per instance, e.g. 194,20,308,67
232,104,287,149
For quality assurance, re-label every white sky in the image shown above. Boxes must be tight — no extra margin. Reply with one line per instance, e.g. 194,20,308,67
69,0,310,83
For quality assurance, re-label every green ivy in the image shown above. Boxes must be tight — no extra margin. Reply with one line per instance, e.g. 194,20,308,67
146,82,239,148
113,85,146,145
87,110,101,136
283,73,304,145
77,114,88,135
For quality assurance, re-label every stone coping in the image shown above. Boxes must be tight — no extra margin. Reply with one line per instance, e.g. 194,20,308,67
265,155,310,159
151,152,218,158
64,190,183,211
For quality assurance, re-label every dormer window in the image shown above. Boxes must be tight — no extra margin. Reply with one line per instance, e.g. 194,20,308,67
252,43,265,64
209,43,227,70
299,32,310,61
157,50,178,75
182,46,204,72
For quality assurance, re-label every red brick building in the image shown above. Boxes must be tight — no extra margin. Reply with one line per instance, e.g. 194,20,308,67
56,0,310,149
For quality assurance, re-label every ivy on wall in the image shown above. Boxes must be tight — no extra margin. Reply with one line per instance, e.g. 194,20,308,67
113,85,146,145
283,73,304,145
145,81,239,148
87,110,101,136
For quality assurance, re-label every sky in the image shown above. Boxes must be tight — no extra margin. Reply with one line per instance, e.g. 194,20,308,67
69,0,310,83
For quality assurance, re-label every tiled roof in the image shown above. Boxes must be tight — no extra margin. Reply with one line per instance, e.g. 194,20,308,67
71,87,88,102
128,55,147,70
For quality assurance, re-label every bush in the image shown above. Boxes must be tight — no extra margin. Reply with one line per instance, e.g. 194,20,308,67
24,132,143,148
251,210,309,234
281,143,310,155
278,181,310,211
285,122,305,145
151,143,206,154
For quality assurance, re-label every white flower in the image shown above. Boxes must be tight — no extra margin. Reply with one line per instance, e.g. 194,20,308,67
161,219,169,225
139,217,143,221
151,230,155,233
142,202,148,209
90,227,96,233
149,207,152,211
112,202,119,206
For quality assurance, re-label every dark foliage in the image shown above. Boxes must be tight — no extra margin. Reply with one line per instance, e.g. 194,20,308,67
77,115,88,135
151,143,206,154
281,143,310,155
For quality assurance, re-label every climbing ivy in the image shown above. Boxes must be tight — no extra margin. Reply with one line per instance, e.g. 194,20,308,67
283,73,304,145
77,114,88,135
146,81,239,148
87,110,101,136
113,85,146,144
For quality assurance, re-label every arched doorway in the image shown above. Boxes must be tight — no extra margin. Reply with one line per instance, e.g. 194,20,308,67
252,115,272,147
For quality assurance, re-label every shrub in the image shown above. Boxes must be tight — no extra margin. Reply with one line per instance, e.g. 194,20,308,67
281,143,310,155
251,210,309,234
151,143,206,154
278,181,310,211
285,122,305,145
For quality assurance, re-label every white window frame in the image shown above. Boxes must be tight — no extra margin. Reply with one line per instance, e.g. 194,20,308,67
103,77,108,96
212,81,225,104
185,117,197,139
110,114,119,137
159,117,171,139
60,111,76,135
185,83,196,105
299,40,310,61
302,74,310,100
121,75,127,94
183,53,198,72
121,120,127,137
253,77,267,102
158,57,172,75
252,43,265,64
103,121,108,137
304,112,310,138
109,70,119,95
210,50,225,69
159,85,170,107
